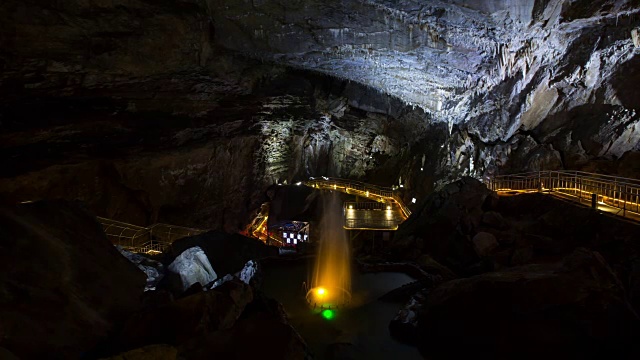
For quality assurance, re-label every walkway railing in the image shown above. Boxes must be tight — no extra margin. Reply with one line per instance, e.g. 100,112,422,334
487,170,640,219
344,201,390,210
303,176,412,218
97,217,206,254
344,218,401,230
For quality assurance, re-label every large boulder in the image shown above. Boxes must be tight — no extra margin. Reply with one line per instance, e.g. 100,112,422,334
471,232,499,257
181,292,309,360
164,231,278,278
393,177,493,271
0,200,146,359
115,279,253,350
417,248,640,359
167,246,217,291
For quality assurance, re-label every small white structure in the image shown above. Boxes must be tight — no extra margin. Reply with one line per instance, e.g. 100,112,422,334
168,246,217,291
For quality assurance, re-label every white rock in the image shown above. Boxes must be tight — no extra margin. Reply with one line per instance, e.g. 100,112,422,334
238,260,258,284
168,246,217,291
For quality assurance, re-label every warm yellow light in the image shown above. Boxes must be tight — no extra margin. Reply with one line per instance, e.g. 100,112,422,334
317,287,326,296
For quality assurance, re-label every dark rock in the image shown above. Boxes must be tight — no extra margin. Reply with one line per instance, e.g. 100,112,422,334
325,343,357,360
472,232,499,257
393,177,492,271
389,292,426,346
0,347,20,360
510,245,535,266
523,233,559,254
181,282,204,299
181,291,309,360
99,344,177,360
141,290,174,310
0,200,145,359
481,211,509,230
417,248,640,360
416,255,457,281
491,248,513,269
183,312,309,360
492,231,519,246
115,279,253,350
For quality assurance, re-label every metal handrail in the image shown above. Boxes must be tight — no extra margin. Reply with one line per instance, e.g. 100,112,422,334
303,176,412,217
97,217,207,254
486,170,640,218
344,218,401,230
344,201,389,210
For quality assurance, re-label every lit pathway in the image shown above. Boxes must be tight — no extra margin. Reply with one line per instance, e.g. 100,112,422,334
489,170,640,224
303,177,411,231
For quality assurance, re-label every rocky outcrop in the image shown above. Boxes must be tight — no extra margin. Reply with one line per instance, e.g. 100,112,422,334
417,248,640,359
180,292,310,360
392,177,495,273
0,200,146,359
115,279,253,350
165,231,277,279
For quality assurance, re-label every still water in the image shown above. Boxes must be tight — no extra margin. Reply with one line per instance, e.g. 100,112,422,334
261,260,422,359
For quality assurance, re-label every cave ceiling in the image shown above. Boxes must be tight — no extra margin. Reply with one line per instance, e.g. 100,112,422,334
210,0,640,142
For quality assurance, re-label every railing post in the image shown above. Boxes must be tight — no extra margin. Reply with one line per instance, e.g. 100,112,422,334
578,176,582,202
623,185,627,217
538,172,542,192
548,171,552,192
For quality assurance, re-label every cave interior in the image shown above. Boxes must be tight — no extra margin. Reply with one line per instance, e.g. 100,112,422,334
1,0,640,359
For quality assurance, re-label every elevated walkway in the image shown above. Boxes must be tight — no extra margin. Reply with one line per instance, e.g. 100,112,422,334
303,177,411,230
487,170,640,223
97,217,206,254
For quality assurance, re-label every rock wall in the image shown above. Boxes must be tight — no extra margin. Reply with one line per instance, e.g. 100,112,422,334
2,0,639,230
208,0,640,181
0,201,146,359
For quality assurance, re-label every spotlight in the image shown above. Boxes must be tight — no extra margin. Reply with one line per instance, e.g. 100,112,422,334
317,287,326,296
322,309,335,320
412,198,417,204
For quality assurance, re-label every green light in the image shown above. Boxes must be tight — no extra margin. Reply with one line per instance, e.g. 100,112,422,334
321,309,335,320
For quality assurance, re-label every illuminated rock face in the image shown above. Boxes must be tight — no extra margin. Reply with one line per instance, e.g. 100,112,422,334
1,0,640,231
209,0,640,177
